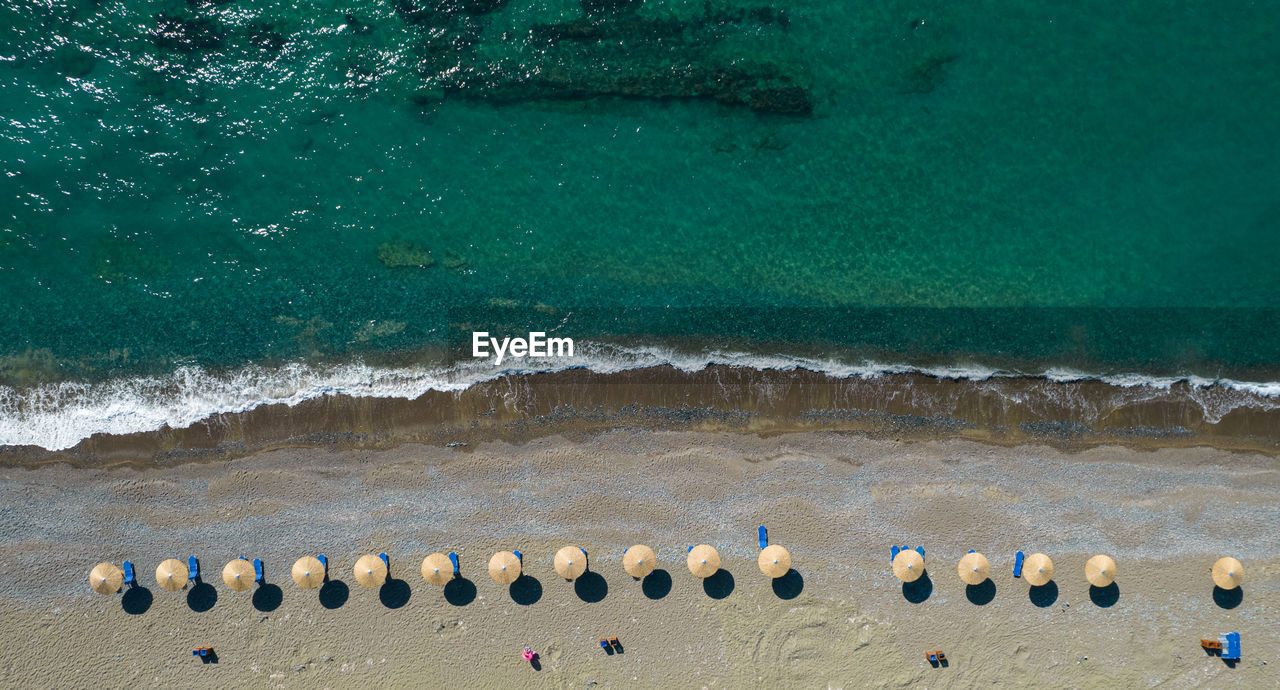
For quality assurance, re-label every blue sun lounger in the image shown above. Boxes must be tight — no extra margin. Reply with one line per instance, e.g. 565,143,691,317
758,525,768,550
448,552,459,577
891,545,899,562
122,561,135,587
252,558,264,584
188,556,199,582
513,550,522,562
1013,551,1025,577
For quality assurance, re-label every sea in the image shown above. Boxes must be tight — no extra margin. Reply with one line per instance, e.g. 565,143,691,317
2,0,1279,451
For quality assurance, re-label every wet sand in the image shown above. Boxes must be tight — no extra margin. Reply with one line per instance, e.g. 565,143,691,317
5,366,1280,470
0,431,1274,687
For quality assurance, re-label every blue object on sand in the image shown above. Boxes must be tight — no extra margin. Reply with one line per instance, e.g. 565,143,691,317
122,561,135,587
891,545,900,562
199,648,208,657
968,549,976,554
1013,551,1025,577
513,550,522,562
378,552,389,571
688,546,694,553
448,552,459,576
915,546,924,558
1221,632,1241,660
758,525,768,550
188,557,199,581
600,639,609,649
317,554,327,578
253,558,263,583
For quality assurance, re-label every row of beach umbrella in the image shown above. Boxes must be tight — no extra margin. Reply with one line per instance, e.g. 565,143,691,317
89,540,793,595
91,546,1245,595
892,550,1245,590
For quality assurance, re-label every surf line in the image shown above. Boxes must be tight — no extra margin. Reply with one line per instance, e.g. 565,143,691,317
472,331,575,366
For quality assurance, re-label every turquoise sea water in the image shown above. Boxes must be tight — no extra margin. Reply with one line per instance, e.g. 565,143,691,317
2,1,1280,445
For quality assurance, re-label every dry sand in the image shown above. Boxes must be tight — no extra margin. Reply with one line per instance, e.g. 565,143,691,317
0,431,1275,688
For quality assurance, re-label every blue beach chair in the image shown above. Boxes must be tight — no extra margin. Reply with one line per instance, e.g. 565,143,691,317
915,546,924,558
891,545,900,562
448,552,459,577
758,525,768,550
1013,551,1025,577
122,561,135,587
317,554,328,579
378,552,389,570
252,558,264,584
513,550,522,562
1220,632,1241,660
188,557,200,582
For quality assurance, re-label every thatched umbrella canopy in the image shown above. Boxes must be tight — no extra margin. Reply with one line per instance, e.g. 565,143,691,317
354,554,388,589
421,553,453,586
687,545,720,579
1212,557,1243,589
292,556,325,589
958,552,990,586
554,546,587,580
489,551,521,585
758,544,791,578
623,545,656,579
155,559,189,592
90,562,123,595
1085,554,1116,587
892,550,924,583
223,558,255,592
1024,553,1054,586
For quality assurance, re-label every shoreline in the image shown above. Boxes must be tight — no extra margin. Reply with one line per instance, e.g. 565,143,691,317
5,363,1280,468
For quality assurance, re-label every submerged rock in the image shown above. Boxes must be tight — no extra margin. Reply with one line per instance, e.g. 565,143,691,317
376,241,436,268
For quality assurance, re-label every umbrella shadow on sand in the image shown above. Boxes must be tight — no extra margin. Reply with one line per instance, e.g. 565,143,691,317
187,581,217,612
444,577,477,606
1089,583,1119,608
574,572,608,603
319,579,350,609
703,569,734,599
1029,581,1058,608
253,583,283,612
510,574,542,605
641,569,672,600
122,586,153,615
772,569,804,599
1212,586,1242,610
379,578,412,609
902,571,932,603
965,579,996,605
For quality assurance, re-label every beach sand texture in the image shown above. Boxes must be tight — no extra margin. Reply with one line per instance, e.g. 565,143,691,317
0,432,1275,687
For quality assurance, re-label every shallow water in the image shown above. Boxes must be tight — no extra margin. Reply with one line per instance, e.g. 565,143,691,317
2,1,1279,447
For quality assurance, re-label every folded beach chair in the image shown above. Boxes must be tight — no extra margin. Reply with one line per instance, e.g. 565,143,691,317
600,639,609,650
513,550,522,562
252,558,264,584
1200,639,1222,650
891,545,900,562
188,557,199,582
122,561,135,587
317,554,328,577
927,651,938,665
378,552,389,570
448,552,459,577
1220,632,1241,660
758,525,768,550
1013,551,1025,578
915,546,924,558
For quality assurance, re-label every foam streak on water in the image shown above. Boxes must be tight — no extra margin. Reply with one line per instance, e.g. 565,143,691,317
3,342,1279,451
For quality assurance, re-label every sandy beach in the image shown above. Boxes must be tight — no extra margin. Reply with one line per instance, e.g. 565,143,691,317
0,430,1274,687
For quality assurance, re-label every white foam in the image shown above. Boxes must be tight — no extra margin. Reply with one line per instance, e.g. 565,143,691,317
1,341,1278,450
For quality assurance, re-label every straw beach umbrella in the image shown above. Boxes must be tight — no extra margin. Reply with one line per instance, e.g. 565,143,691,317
623,545,656,578
958,552,990,585
223,558,255,592
292,556,325,589
489,551,521,585
1212,557,1243,589
687,545,720,579
892,550,925,583
1024,553,1054,586
90,562,123,595
422,553,453,586
759,544,791,578
1085,554,1116,587
354,554,388,589
155,558,189,592
554,546,587,580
